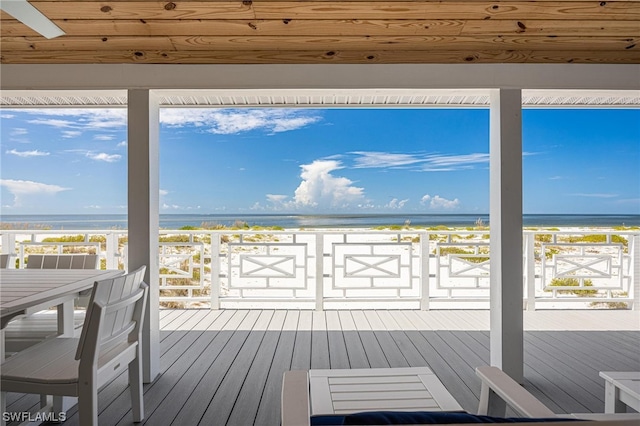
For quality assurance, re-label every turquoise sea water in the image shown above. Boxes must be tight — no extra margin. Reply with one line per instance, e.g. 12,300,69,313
1,214,639,230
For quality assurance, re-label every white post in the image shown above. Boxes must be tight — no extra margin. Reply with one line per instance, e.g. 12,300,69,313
128,89,160,383
105,232,118,269
631,235,640,310
524,233,536,311
1,233,16,268
489,88,524,383
420,231,430,310
210,232,221,309
316,232,324,311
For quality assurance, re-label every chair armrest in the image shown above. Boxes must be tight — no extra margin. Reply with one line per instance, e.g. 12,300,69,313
282,370,311,426
476,366,557,418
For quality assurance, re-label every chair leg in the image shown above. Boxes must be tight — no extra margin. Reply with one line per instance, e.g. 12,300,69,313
1,391,6,426
129,356,144,422
78,382,98,426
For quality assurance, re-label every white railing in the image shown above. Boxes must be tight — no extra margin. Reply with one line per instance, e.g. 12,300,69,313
1,228,638,310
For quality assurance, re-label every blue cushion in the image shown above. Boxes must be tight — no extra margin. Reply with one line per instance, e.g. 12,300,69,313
310,411,580,425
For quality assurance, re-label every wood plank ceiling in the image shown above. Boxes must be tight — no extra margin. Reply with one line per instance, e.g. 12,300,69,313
1,0,639,64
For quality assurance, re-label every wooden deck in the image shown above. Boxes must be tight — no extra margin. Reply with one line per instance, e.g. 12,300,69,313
5,309,640,425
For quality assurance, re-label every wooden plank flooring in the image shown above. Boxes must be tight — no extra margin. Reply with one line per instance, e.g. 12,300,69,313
4,309,639,425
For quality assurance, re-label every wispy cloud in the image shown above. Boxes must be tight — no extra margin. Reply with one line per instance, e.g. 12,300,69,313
28,118,76,128
86,152,122,162
94,134,114,141
0,179,70,207
16,108,127,131
62,130,82,138
348,151,489,172
351,151,426,169
421,153,489,171
6,149,50,158
569,193,619,198
117,140,127,147
10,128,28,136
160,109,321,135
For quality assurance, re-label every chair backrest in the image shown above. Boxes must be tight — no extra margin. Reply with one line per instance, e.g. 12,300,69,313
26,254,99,269
75,266,148,367
0,254,10,268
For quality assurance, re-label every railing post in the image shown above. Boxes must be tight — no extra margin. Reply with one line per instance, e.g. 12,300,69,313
631,234,640,310
1,233,16,268
210,232,221,310
420,231,430,310
524,233,536,311
105,232,118,269
315,232,324,311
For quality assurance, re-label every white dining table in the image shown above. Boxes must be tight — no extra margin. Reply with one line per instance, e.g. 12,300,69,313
0,268,124,331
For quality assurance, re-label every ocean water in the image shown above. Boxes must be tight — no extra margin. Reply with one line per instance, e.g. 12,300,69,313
1,213,639,230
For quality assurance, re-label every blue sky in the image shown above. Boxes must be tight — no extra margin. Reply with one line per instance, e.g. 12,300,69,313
1,107,639,215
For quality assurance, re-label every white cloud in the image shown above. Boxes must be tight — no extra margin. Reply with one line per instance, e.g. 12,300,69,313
385,198,409,209
349,151,490,172
0,179,70,207
293,160,365,209
28,118,76,128
10,128,27,136
161,203,200,210
6,149,50,157
84,205,102,209
351,151,425,168
159,189,169,196
86,152,121,162
94,134,114,141
160,108,321,134
17,108,127,131
162,203,181,210
569,193,618,198
421,153,489,171
421,194,460,210
1,113,16,119
117,140,127,147
266,194,288,204
62,130,82,138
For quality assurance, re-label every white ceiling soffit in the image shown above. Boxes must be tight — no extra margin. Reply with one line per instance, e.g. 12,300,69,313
0,89,638,109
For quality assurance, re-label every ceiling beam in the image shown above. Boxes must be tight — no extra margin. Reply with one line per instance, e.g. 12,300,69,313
1,64,639,91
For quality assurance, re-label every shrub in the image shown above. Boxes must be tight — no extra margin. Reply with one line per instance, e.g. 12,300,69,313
159,235,191,243
42,235,85,243
436,247,489,263
548,277,597,297
535,234,552,243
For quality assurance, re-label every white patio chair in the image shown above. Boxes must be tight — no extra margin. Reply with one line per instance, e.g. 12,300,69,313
282,366,640,426
5,254,100,353
0,253,12,269
25,253,99,270
1,266,148,425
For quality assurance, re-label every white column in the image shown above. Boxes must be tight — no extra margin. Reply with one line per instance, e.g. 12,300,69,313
489,89,524,383
128,89,160,383
631,235,640,310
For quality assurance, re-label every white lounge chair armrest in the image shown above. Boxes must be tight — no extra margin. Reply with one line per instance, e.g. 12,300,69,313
476,366,557,418
282,370,311,426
